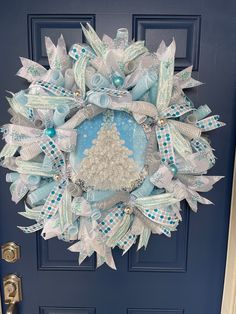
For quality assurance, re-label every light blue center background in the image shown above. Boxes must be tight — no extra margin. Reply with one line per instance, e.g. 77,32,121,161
70,110,148,174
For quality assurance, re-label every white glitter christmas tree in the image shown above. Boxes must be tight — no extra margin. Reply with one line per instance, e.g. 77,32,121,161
78,122,140,190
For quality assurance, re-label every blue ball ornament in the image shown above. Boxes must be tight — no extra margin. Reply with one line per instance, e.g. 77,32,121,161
45,127,56,138
169,163,178,177
112,75,124,88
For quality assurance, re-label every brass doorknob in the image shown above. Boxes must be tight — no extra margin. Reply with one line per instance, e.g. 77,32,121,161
1,242,20,263
3,274,22,314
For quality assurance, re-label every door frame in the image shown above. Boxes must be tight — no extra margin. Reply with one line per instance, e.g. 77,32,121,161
221,152,236,314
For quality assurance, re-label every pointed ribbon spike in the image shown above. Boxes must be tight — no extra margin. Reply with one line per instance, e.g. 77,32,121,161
80,22,106,57
57,34,66,51
175,65,203,89
45,36,56,67
118,231,136,254
17,57,47,82
80,22,90,39
195,115,226,131
18,221,44,233
159,225,172,237
45,35,71,73
137,227,151,251
156,39,176,111
187,175,224,192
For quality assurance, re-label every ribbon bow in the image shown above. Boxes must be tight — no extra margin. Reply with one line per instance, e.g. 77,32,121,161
69,205,118,269
7,172,41,204
153,99,200,165
18,136,69,233
150,162,223,212
2,124,77,154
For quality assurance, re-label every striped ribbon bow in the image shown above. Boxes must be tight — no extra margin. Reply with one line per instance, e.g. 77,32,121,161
154,99,198,165
18,137,70,233
1,124,77,153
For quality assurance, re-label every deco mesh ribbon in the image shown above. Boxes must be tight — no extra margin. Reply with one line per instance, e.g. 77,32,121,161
0,24,225,269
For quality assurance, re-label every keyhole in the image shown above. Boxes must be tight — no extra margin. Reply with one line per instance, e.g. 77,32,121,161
6,282,16,299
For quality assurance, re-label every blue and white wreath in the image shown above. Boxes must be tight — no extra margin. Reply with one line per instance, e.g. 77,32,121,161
0,24,225,269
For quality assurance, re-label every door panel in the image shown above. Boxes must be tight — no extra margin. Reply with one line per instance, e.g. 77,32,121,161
0,1,236,313
28,14,96,67
37,235,96,270
133,15,201,71
129,207,189,272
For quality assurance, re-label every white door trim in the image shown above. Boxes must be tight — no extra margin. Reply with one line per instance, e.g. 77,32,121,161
221,152,236,314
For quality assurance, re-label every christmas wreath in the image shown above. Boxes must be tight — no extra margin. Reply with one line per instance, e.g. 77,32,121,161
0,24,225,269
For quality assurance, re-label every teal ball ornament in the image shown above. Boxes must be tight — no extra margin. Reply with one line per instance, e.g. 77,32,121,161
45,127,56,138
112,75,124,88
169,163,178,177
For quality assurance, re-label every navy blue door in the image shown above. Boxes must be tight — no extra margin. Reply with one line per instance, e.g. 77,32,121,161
0,1,236,314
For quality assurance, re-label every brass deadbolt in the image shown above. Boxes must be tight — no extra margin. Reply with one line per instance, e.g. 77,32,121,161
1,242,20,263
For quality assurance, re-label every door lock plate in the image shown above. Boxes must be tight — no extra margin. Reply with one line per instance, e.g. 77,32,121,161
1,242,20,263
3,274,22,304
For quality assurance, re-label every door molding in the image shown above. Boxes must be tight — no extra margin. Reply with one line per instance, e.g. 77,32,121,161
221,152,236,314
